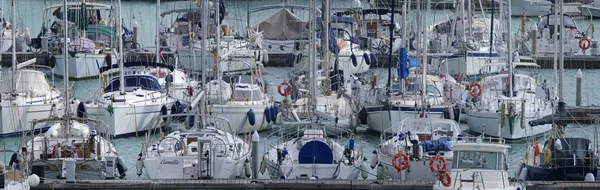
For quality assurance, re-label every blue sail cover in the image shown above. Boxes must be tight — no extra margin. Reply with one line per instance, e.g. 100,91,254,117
419,140,453,152
104,75,163,93
397,48,420,79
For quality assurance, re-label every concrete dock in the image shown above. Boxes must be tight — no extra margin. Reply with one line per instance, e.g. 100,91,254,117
30,179,600,189
533,55,600,69
32,179,435,190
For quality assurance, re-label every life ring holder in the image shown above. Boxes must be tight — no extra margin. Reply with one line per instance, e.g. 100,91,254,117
469,82,482,97
579,37,591,51
277,82,293,97
429,156,448,172
440,171,452,187
392,151,410,172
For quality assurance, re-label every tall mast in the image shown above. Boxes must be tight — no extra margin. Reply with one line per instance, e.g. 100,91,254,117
63,0,70,116
215,0,221,81
489,0,495,56
200,0,207,120
118,0,125,95
558,0,564,102
422,0,430,112
387,0,395,94
155,0,160,64
322,0,330,94
11,0,15,93
10,0,17,93
310,0,316,119
508,0,513,97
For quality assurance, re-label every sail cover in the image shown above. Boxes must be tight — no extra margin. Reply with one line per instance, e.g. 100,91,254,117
255,8,309,40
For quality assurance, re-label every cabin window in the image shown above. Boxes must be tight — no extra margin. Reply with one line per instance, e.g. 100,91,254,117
454,151,504,170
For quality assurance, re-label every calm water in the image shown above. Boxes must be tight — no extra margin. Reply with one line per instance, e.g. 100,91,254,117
1,0,600,179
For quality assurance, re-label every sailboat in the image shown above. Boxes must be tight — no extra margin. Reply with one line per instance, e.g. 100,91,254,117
261,0,366,180
138,115,251,179
356,1,459,133
205,2,274,134
159,0,264,76
518,0,600,181
465,0,553,140
20,0,125,181
39,0,131,79
375,0,462,181
0,1,63,137
82,0,178,137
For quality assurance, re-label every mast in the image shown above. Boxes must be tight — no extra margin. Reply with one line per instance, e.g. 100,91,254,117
422,0,430,112
386,0,395,95
11,0,15,93
489,0,495,56
558,0,564,103
322,0,330,95
118,0,125,95
310,0,316,120
200,0,207,120
63,0,70,116
508,0,513,97
215,0,221,81
155,0,160,64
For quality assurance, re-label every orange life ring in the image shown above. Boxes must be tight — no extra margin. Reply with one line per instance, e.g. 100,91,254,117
533,142,540,156
468,83,482,97
392,152,410,172
277,82,293,97
440,171,452,187
579,37,591,51
429,156,448,172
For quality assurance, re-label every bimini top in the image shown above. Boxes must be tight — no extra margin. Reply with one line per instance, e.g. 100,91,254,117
104,75,162,93
0,70,51,96
536,13,578,30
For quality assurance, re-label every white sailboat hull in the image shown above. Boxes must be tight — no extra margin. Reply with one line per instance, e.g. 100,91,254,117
143,156,246,179
466,110,552,140
54,54,117,79
209,103,271,134
366,106,446,133
85,101,174,137
0,103,62,136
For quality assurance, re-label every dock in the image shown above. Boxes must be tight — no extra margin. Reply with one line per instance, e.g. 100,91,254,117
533,55,600,69
32,179,434,190
0,52,56,68
29,179,600,189
565,106,600,123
